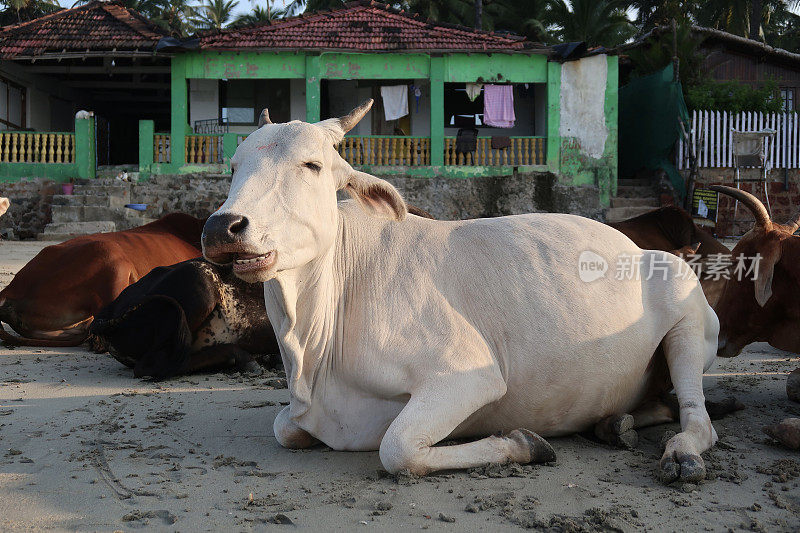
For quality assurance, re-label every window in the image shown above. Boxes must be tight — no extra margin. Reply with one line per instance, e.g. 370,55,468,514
780,88,795,112
220,79,256,124
218,79,290,125
444,84,484,128
0,76,25,130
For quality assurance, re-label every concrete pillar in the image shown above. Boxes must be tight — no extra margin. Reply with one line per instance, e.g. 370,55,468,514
305,55,321,123
430,56,444,167
546,61,561,175
223,132,238,164
170,55,188,172
75,116,96,179
138,119,154,178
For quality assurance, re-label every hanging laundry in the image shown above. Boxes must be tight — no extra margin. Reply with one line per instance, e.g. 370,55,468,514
380,85,409,121
491,136,511,150
483,84,515,128
465,83,483,102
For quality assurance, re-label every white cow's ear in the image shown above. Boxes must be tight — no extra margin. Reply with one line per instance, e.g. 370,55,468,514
343,170,407,221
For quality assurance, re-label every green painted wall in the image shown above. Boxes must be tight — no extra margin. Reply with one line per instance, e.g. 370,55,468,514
443,54,547,83
183,51,305,79
320,53,429,79
0,163,75,182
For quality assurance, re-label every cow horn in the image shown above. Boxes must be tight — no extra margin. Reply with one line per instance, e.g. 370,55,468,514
258,109,272,127
785,210,800,234
708,185,772,231
339,99,373,134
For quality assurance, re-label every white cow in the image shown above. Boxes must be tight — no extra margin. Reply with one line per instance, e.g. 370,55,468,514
202,101,719,482
0,197,9,218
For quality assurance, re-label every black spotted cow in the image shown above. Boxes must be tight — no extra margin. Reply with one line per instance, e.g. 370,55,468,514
90,258,277,379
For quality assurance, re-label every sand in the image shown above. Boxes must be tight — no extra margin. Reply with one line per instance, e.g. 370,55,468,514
1,240,799,531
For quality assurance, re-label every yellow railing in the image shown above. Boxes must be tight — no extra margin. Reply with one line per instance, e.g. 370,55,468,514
339,136,431,166
185,134,223,164
0,131,75,163
154,134,171,163
444,137,546,166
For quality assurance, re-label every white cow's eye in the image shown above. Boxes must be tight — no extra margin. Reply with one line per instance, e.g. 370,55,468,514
303,162,322,173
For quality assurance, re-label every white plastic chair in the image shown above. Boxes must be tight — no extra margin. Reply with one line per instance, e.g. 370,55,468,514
731,128,776,228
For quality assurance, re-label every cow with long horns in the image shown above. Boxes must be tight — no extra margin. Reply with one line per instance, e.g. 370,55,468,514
709,185,800,359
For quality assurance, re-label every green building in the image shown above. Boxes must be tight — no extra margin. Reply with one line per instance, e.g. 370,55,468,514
0,0,618,204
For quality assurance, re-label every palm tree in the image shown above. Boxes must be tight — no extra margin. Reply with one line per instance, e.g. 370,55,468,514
1,0,59,24
627,0,699,35
693,0,752,38
232,3,285,26
544,0,636,47
625,22,706,87
154,0,192,36
69,0,191,35
188,0,239,30
488,0,549,42
762,1,800,50
404,0,473,26
283,0,346,16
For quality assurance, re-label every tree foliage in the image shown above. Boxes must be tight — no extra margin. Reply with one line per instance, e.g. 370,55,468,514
542,0,636,47
625,22,706,87
686,79,785,112
187,0,238,31
0,0,59,25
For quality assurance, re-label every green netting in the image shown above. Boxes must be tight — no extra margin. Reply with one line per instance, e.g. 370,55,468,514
619,63,689,199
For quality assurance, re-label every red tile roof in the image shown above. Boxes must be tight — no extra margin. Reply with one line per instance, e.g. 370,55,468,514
200,1,529,52
0,1,166,59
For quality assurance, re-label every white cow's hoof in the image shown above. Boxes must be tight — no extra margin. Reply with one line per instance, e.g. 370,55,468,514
508,429,556,464
658,452,706,484
594,413,638,449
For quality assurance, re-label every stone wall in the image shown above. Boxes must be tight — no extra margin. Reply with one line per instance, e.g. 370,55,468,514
380,172,603,221
691,168,800,236
132,171,604,222
0,170,604,239
0,179,60,239
130,173,232,220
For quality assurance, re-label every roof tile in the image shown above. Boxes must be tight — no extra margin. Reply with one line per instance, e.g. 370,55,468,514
200,1,526,52
0,0,165,59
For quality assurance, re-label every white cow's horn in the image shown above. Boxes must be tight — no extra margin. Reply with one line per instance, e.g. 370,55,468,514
258,109,272,127
339,99,373,134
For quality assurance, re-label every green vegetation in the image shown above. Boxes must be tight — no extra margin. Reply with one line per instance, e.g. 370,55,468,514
686,79,786,113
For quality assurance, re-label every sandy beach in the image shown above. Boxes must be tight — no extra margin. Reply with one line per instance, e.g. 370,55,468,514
1,240,799,531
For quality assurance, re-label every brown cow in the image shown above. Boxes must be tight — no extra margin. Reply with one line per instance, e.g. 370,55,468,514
609,206,733,306
0,213,204,347
708,185,800,359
